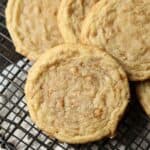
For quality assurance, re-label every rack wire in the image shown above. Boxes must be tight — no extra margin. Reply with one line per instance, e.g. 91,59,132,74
0,0,150,149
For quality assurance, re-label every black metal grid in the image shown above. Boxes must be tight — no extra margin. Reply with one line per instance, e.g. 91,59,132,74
0,0,150,149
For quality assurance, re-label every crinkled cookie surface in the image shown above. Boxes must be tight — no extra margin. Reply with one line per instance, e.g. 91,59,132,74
6,0,63,60
58,0,99,43
81,0,150,81
25,44,129,144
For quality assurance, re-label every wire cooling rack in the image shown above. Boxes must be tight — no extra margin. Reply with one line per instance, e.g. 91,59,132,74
0,0,150,149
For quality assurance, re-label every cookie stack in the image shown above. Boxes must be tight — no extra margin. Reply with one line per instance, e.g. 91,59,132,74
5,0,150,144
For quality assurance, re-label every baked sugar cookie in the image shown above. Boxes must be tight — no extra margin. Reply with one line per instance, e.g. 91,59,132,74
58,0,99,43
6,0,63,60
25,44,129,144
136,81,150,116
81,0,150,81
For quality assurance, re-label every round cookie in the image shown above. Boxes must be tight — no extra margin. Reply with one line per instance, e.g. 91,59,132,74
58,0,99,43
81,0,150,81
136,81,150,116
25,44,129,144
5,0,63,60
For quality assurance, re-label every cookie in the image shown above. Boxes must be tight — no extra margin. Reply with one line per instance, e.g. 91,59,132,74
58,0,99,43
5,0,63,60
25,44,129,144
136,81,150,116
81,0,150,81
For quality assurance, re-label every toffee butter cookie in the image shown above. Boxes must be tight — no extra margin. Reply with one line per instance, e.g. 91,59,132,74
81,0,150,81
25,44,129,144
136,81,150,116
6,0,63,60
57,0,99,43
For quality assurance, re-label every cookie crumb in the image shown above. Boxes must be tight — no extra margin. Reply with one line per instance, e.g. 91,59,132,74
57,98,64,108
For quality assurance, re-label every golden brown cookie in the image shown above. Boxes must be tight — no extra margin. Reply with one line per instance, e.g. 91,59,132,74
5,0,63,60
81,0,150,81
25,44,129,144
136,81,150,116
57,0,99,43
